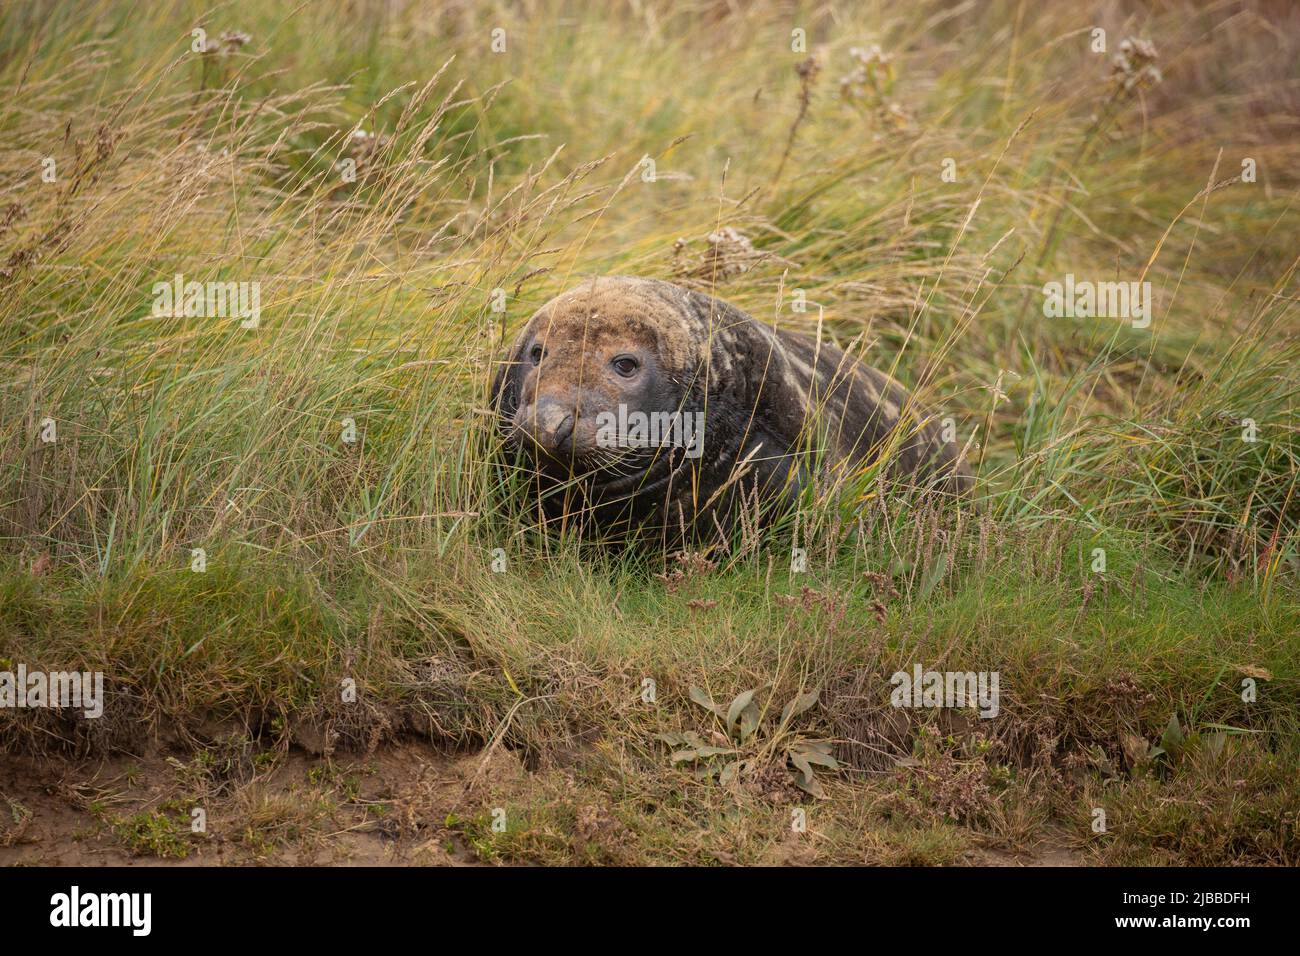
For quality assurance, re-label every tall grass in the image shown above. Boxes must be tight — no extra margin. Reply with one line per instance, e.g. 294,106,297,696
0,0,1297,863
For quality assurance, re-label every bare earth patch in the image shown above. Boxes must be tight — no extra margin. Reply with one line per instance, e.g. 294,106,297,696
1,739,1093,867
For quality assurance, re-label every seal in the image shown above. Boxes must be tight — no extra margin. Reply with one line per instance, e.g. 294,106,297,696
491,276,971,542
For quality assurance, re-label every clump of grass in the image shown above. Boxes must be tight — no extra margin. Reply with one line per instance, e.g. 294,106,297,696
234,786,337,858
1072,733,1300,866
108,801,195,860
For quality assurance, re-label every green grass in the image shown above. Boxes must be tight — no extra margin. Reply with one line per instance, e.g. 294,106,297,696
0,0,1297,864
107,803,195,860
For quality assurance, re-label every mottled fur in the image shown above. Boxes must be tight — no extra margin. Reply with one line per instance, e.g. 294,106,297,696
491,276,970,541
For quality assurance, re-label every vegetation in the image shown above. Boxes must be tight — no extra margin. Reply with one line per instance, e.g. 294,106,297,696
0,0,1296,865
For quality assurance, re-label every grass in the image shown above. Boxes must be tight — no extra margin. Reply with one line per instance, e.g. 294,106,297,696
0,0,1297,865
107,803,195,860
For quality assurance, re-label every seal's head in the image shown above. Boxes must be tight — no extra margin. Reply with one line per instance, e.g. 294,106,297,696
491,277,714,487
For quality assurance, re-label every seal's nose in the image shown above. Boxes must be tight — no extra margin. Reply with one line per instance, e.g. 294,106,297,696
519,397,576,456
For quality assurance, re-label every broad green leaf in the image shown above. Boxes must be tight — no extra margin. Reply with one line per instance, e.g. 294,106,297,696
726,688,759,731
780,687,821,724
917,553,949,602
789,749,815,782
1160,713,1185,754
695,745,740,758
718,759,741,787
738,700,761,743
790,767,824,798
796,738,835,756
799,749,838,770
689,685,727,719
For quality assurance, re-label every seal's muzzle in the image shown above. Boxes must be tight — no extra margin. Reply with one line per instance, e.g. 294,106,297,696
515,395,576,459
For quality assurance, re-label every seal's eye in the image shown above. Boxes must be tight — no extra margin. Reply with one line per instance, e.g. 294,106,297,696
611,355,640,378
529,345,544,365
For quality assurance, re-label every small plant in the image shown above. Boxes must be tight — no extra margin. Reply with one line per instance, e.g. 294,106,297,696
839,44,911,132
0,794,32,847
888,726,1009,826
1121,712,1251,777
657,684,839,797
110,803,194,859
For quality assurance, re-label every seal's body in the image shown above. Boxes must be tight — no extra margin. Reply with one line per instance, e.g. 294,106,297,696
491,276,970,541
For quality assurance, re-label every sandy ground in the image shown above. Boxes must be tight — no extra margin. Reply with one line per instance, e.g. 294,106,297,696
1,739,1083,867
0,741,498,866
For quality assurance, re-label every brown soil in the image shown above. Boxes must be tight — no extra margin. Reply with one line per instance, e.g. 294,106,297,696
0,740,506,866
1,740,1086,866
